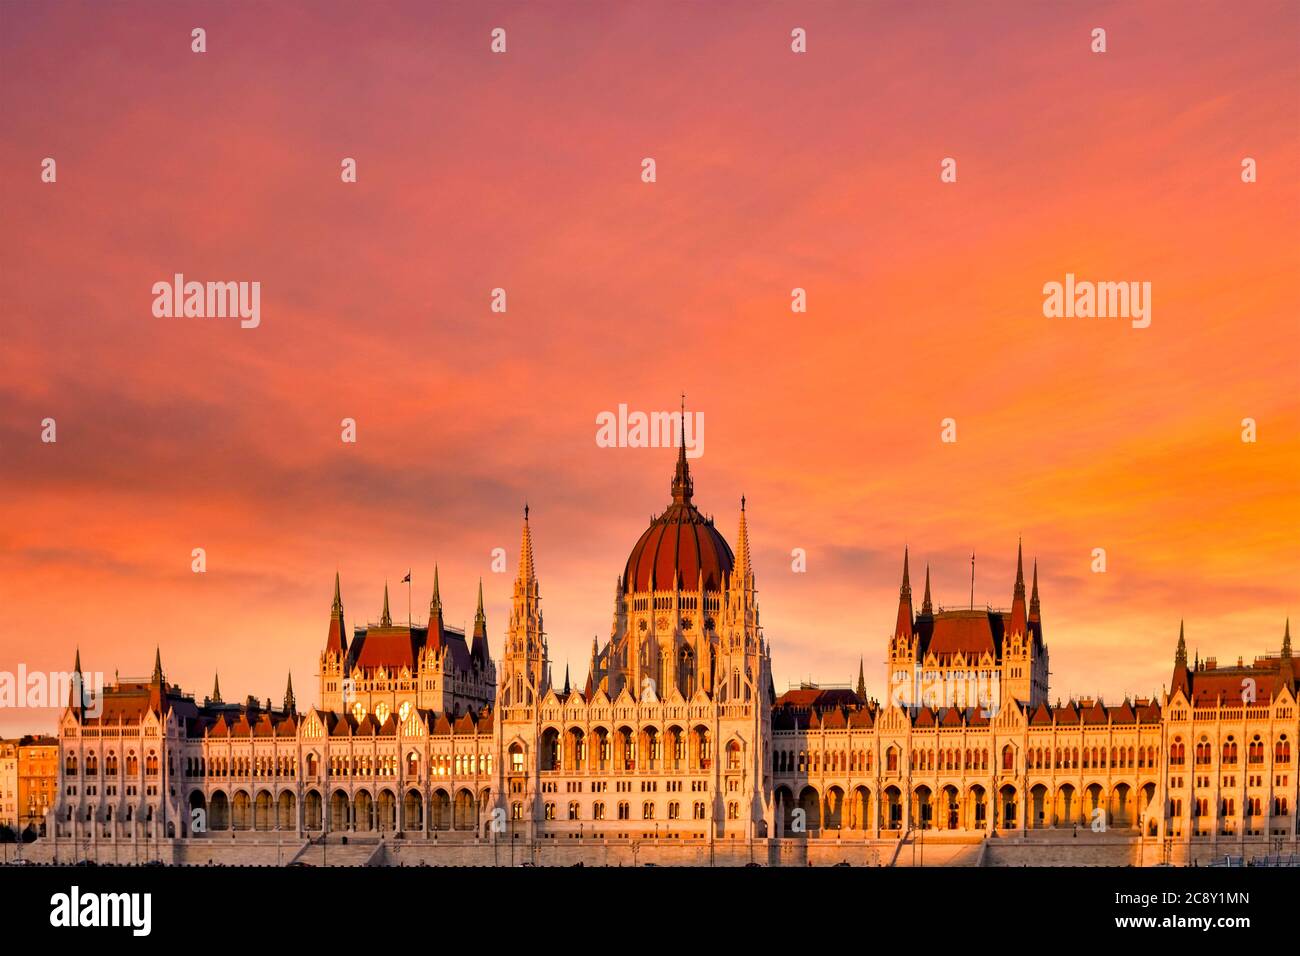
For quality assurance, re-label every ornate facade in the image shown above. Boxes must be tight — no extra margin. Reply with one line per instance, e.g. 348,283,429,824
46,445,1298,863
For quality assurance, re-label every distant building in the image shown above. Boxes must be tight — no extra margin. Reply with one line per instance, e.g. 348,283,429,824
0,740,18,830
17,735,57,834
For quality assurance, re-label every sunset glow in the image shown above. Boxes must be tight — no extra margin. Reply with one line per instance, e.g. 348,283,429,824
1,0,1296,737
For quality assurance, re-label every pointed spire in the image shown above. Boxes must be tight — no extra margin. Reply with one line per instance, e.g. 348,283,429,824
152,646,164,685
284,672,295,713
585,636,598,698
1029,559,1040,622
894,548,914,639
381,583,392,627
670,393,694,505
1171,620,1191,697
1009,539,1028,636
430,565,443,617
518,504,537,586
1279,619,1295,698
855,657,866,699
69,648,84,712
563,663,571,695
212,672,222,703
469,578,490,666
325,573,348,655
735,496,752,582
920,564,933,617
1013,538,1026,598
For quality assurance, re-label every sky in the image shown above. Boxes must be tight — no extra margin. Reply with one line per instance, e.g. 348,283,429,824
0,1,1297,736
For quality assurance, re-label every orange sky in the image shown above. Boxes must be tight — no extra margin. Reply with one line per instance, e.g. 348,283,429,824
1,1,1297,736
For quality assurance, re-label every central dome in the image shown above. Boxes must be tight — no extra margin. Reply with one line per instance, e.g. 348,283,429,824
623,446,735,593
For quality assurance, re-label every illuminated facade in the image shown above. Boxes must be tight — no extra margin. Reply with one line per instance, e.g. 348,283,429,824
47,446,1298,863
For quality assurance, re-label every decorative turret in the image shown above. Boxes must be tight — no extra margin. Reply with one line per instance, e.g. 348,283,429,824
284,672,295,713
919,565,933,618
211,672,222,704
152,646,164,685
380,583,392,627
855,657,866,700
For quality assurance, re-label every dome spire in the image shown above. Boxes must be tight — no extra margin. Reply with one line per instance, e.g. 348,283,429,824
670,392,693,505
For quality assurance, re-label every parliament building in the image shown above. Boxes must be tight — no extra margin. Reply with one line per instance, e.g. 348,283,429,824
47,444,1298,865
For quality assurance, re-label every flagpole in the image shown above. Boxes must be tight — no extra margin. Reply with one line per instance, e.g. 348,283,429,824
407,569,412,628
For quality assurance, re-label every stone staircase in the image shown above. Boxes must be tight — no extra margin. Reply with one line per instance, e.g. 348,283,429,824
290,835,384,867
889,831,986,866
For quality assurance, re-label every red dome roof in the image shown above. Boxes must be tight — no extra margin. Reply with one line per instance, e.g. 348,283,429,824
623,449,734,593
